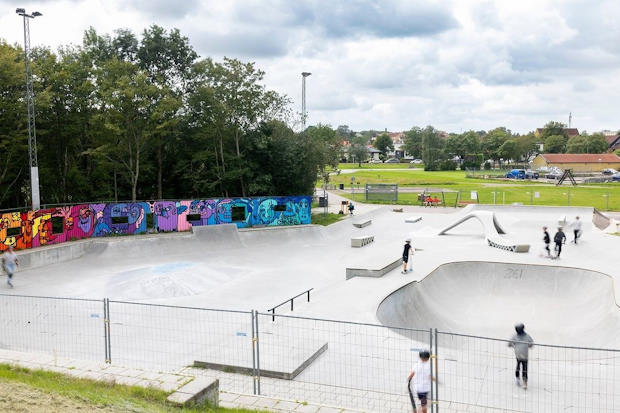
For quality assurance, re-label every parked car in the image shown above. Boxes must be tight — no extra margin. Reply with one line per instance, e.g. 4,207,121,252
612,173,620,182
602,168,618,175
410,159,423,164
384,158,400,163
369,159,382,164
505,169,526,179
525,170,539,179
545,168,563,180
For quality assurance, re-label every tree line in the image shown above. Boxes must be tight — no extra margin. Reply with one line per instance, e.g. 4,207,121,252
0,26,341,209
337,121,612,170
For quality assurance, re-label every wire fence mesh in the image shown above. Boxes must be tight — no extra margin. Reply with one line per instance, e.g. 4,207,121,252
1,293,620,412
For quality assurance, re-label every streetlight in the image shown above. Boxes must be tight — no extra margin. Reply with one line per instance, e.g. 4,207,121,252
16,8,43,210
301,72,311,130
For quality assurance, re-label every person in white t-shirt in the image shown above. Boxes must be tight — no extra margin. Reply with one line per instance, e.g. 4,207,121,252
2,246,18,288
408,350,433,413
571,216,582,244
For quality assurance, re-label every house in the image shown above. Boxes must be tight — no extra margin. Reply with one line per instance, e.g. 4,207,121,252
605,135,620,152
531,153,620,172
366,146,381,161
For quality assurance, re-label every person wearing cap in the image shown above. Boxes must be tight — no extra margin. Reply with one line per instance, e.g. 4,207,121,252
402,238,413,274
508,323,534,389
408,350,433,412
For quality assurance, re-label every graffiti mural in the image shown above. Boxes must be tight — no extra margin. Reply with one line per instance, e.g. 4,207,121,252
0,196,311,251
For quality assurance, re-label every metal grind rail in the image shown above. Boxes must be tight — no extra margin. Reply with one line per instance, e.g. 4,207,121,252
267,288,313,321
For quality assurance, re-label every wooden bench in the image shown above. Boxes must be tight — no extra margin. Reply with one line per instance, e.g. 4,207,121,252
351,235,374,247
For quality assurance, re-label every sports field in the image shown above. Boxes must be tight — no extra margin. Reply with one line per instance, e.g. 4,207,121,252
327,167,620,210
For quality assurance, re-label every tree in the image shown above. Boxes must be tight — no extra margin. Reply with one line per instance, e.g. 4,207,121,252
349,143,369,166
374,133,394,157
421,126,445,169
0,41,28,208
566,133,608,153
481,127,510,164
498,139,520,162
540,121,567,139
544,135,566,153
515,133,539,161
403,127,423,158
335,125,354,142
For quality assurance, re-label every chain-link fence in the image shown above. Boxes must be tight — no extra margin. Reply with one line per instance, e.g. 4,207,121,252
1,293,620,412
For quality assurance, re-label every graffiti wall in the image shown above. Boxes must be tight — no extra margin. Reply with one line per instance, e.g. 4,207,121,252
0,196,311,251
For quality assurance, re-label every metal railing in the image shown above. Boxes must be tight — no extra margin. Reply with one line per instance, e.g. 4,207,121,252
1,292,620,412
267,288,313,321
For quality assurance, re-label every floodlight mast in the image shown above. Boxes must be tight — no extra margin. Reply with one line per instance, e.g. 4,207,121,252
16,8,42,209
301,72,311,130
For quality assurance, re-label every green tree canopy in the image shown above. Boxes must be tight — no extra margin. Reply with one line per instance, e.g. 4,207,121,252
374,133,394,157
544,135,566,153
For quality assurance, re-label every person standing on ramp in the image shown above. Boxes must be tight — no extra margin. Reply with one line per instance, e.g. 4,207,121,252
402,238,414,274
542,226,551,257
553,227,566,259
509,323,534,389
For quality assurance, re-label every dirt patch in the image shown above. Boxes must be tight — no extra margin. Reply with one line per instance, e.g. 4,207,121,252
0,380,128,412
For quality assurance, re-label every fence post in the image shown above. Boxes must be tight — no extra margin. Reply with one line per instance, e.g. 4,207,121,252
103,298,111,364
429,328,435,413
251,311,257,395
254,310,261,395
434,328,439,413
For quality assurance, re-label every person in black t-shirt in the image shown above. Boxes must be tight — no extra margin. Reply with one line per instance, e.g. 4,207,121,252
402,238,413,274
553,227,566,258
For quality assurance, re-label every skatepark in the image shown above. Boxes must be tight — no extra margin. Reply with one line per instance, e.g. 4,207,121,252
2,195,620,412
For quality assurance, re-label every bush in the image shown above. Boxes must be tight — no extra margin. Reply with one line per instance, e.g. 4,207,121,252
424,162,440,171
483,161,491,170
439,160,457,170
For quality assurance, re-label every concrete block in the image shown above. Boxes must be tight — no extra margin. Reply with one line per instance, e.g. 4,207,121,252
405,215,422,223
346,257,401,280
166,378,219,408
350,235,374,247
352,219,371,228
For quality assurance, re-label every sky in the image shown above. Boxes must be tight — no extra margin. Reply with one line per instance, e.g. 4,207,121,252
1,0,619,134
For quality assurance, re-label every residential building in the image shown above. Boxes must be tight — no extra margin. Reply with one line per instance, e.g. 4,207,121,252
531,153,620,172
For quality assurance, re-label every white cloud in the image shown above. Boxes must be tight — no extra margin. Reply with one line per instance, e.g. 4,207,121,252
1,0,619,133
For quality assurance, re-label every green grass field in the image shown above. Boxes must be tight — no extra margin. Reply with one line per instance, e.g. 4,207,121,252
325,169,620,211
311,212,345,226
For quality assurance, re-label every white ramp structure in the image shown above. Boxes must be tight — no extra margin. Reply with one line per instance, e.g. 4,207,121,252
438,210,531,252
438,210,507,236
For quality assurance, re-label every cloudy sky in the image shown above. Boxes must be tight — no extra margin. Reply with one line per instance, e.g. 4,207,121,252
1,0,619,134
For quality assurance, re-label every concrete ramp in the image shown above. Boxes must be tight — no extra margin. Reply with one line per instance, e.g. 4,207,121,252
238,225,326,247
377,261,620,347
438,210,506,236
192,224,242,249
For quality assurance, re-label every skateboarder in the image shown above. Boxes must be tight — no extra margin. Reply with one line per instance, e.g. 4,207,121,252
348,202,355,216
542,226,551,256
508,323,534,389
402,238,413,274
553,227,566,258
2,246,18,288
408,350,432,412
571,216,582,244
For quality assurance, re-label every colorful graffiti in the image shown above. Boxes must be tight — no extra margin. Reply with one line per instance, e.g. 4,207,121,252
0,196,311,251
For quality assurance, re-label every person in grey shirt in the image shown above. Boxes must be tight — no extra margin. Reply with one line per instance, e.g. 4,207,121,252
508,323,534,389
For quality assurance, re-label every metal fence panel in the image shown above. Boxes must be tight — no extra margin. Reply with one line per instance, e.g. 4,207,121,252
436,331,620,412
255,313,431,413
0,294,104,362
107,301,255,394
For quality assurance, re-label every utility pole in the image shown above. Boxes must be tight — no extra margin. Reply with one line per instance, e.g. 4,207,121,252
16,8,42,210
568,112,572,128
301,72,311,130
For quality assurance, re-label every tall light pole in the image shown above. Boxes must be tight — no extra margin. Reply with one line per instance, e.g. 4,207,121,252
301,72,311,130
16,8,42,210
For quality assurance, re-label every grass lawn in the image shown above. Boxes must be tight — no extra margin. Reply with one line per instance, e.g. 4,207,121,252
0,364,263,413
311,212,346,226
324,169,620,211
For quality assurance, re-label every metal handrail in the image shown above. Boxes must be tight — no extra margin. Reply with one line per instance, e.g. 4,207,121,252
267,288,313,321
